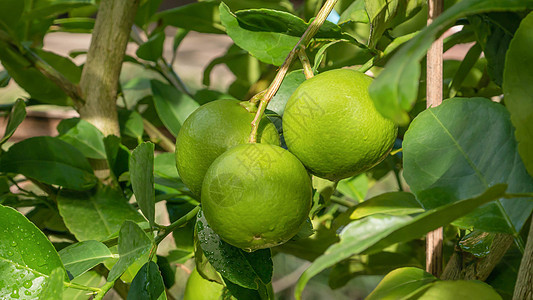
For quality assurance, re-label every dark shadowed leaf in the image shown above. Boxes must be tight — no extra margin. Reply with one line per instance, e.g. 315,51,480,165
156,2,225,34
0,99,26,146
136,31,165,62
130,142,156,227
128,261,167,300
0,136,97,190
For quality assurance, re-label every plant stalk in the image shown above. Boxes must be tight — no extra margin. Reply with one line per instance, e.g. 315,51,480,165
155,205,200,244
248,0,338,143
297,46,314,79
513,218,533,300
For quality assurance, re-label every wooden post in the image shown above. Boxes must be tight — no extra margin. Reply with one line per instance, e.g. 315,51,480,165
425,0,444,277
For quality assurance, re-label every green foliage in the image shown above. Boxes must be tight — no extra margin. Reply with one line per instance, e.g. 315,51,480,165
59,240,113,279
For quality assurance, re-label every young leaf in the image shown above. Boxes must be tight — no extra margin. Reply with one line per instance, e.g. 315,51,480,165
503,12,533,177
0,98,26,146
130,142,156,228
38,267,64,300
403,97,533,234
107,221,152,282
0,205,67,299
0,136,97,190
58,240,113,279
294,184,507,299
57,118,106,159
57,185,145,241
196,209,273,290
127,261,167,300
150,80,199,136
369,0,533,125
366,267,437,300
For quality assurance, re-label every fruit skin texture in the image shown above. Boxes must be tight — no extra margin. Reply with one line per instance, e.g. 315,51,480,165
176,99,280,196
201,143,312,251
183,267,225,300
282,69,397,181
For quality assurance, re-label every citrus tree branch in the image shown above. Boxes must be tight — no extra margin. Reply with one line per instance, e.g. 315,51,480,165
79,0,140,136
155,205,200,244
248,0,338,143
142,118,176,153
297,46,314,79
513,217,533,300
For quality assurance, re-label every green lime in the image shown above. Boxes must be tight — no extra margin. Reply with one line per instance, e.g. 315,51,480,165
183,267,225,300
176,99,280,196
201,143,312,251
282,69,397,181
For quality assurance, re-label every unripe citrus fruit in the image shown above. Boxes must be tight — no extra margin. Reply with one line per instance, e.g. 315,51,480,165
176,99,280,196
201,143,312,251
282,69,397,181
183,267,225,300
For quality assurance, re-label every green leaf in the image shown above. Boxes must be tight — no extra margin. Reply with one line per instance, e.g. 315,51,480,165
448,43,482,98
150,80,199,136
52,17,95,33
127,261,167,300
57,118,106,159
136,31,165,62
294,184,507,299
135,0,163,28
0,0,24,28
103,135,131,181
337,174,369,202
416,280,502,299
57,185,145,241
196,209,273,290
0,98,26,146
224,278,264,300
267,70,306,116
130,142,156,228
0,70,11,87
156,2,225,34
0,205,67,299
458,231,495,258
107,221,152,282
63,271,103,299
220,3,343,66
38,267,64,300
350,192,424,219
403,98,533,233
0,47,80,106
25,0,95,19
0,136,97,190
503,12,533,177
369,0,533,125
118,109,144,140
339,0,368,24
366,267,437,300
154,152,179,180
58,240,113,279
167,201,196,252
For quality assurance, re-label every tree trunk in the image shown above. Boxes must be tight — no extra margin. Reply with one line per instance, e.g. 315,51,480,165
513,220,533,300
79,0,140,136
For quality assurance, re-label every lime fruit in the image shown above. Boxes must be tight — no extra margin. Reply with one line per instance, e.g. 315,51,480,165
282,69,397,181
176,99,280,196
201,143,312,250
183,267,225,300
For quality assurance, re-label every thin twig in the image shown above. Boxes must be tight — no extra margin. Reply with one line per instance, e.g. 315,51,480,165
297,46,314,79
155,205,200,244
248,0,339,143
142,118,176,153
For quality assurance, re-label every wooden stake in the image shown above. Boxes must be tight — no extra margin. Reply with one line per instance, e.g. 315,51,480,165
425,0,444,277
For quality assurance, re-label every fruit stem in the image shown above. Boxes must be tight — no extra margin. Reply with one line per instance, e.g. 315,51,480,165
248,0,339,143
155,205,200,244
298,46,315,79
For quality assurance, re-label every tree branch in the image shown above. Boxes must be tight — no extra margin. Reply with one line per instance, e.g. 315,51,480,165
513,219,533,300
79,0,140,136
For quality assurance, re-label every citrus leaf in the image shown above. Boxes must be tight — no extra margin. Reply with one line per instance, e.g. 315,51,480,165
62,271,103,299
267,70,306,116
57,185,145,241
366,267,437,300
336,174,368,202
0,0,24,29
0,205,67,299
25,0,94,19
107,221,152,282
156,1,225,34
403,97,533,234
196,209,273,290
369,0,533,125
503,12,533,177
58,240,113,279
103,135,130,182
130,142,156,228
57,118,106,159
136,31,165,62
127,261,167,300
294,184,507,299
0,98,26,146
0,136,97,190
118,109,144,140
38,267,64,300
150,80,199,136
350,192,423,219
416,280,502,299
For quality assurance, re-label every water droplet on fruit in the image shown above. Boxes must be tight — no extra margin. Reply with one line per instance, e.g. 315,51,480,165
11,241,17,247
